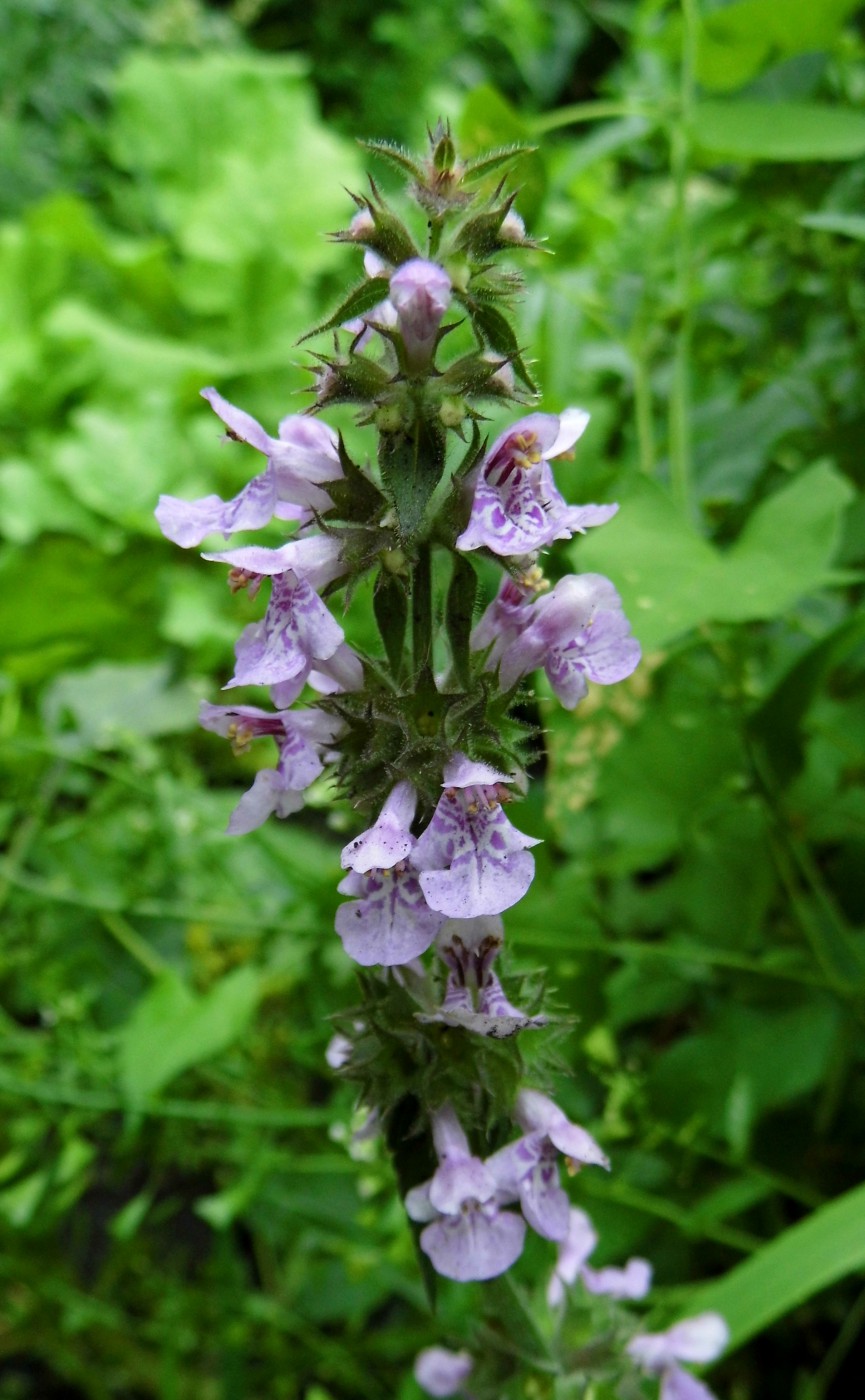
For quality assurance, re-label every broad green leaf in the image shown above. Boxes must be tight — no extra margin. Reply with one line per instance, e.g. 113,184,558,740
42,660,203,750
750,611,865,786
118,967,261,1103
110,52,359,273
575,463,853,651
694,101,865,162
649,999,841,1151
688,1181,865,1351
717,460,854,622
0,460,101,545
696,0,861,93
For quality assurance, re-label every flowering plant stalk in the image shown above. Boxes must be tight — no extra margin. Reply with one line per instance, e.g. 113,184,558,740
157,123,727,1398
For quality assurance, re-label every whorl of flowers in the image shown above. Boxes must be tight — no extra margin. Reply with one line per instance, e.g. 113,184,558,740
157,124,725,1399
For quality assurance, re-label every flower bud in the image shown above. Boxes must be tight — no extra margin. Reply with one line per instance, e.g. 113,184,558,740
389,259,452,373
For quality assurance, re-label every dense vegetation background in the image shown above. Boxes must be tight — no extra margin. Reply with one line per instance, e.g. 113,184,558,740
1,1,864,1396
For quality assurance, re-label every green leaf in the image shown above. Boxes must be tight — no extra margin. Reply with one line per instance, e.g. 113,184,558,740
298,276,391,343
110,52,359,273
694,100,865,162
688,1181,865,1351
378,420,446,541
800,210,865,241
696,0,862,93
118,967,261,1103
373,570,409,679
718,460,855,621
749,611,865,786
43,661,203,751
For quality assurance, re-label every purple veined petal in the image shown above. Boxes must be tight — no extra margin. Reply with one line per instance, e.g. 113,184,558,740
226,573,345,690
420,1204,526,1282
519,1157,571,1242
437,976,475,1015
455,472,560,557
532,572,623,635
482,413,563,471
471,576,533,662
198,701,289,742
273,725,325,790
476,972,548,1032
456,409,593,557
582,1257,653,1300
201,388,343,513
155,471,278,548
334,866,445,966
436,914,505,956
341,781,417,873
485,1133,544,1199
226,768,306,835
660,1365,720,1400
429,1156,496,1215
662,1315,730,1366
203,535,346,592
442,752,515,789
515,1089,610,1170
413,790,539,919
405,1180,438,1223
414,1346,473,1399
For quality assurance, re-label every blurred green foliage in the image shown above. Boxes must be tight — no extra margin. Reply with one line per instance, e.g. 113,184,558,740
1,0,864,1397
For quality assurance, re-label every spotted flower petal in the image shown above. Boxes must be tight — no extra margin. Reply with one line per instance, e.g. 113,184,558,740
227,572,345,691
335,867,445,966
413,786,539,919
341,781,417,873
455,409,613,557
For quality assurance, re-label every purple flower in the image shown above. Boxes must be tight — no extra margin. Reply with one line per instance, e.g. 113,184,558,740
325,1032,353,1070
225,571,346,692
335,867,445,967
155,389,344,547
414,1347,473,1398
485,1092,608,1243
498,573,641,707
412,755,540,919
203,535,347,595
199,701,341,834
546,1205,652,1306
335,784,444,966
340,781,416,873
514,1089,610,1170
417,916,547,1038
627,1315,729,1400
405,1105,526,1282
470,575,535,669
455,409,617,557
389,259,451,371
